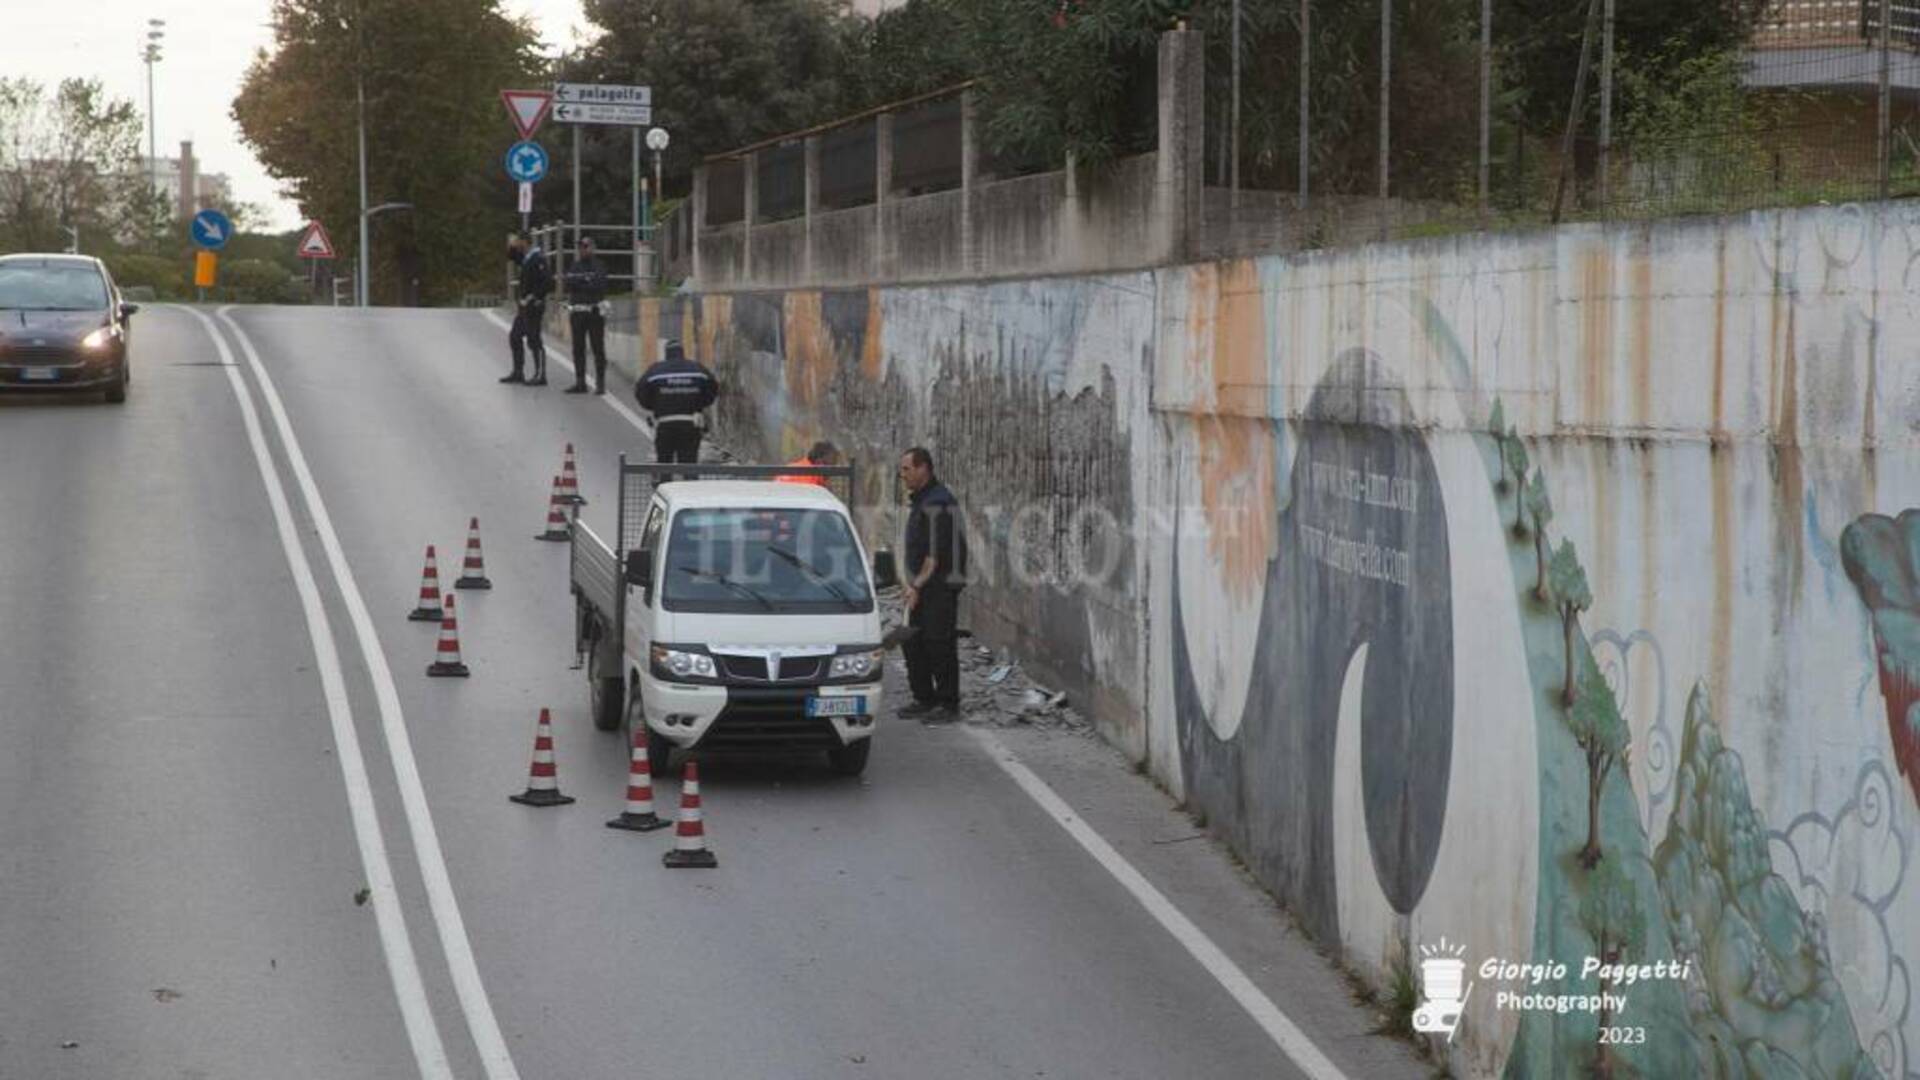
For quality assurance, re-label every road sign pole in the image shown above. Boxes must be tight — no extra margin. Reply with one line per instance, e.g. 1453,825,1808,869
632,126,641,288
572,124,582,257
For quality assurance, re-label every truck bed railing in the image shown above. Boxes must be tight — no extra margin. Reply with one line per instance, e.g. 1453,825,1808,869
616,457,857,554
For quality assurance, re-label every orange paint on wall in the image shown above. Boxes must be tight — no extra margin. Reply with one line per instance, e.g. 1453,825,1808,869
639,299,660,368
1197,414,1277,589
697,295,730,367
1213,259,1267,418
860,289,885,383
1184,264,1220,405
782,291,838,407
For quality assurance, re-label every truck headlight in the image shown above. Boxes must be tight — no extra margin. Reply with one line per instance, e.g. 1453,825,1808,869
829,650,882,681
81,326,116,350
650,645,716,682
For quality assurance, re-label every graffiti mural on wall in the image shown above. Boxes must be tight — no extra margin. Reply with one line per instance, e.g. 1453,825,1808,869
1842,510,1920,812
1170,347,1456,943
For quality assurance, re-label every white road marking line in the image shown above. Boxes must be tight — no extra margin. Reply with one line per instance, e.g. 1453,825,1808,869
963,726,1352,1080
217,308,521,1080
479,309,658,440
181,307,454,1079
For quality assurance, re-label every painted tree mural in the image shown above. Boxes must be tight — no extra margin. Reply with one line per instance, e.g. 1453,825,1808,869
1550,539,1593,705
1579,854,1647,1079
1490,398,1509,492
1527,468,1554,603
1567,651,1630,869
1505,428,1531,536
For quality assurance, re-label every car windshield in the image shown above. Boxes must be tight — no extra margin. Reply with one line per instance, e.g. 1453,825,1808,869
661,507,873,614
0,266,108,311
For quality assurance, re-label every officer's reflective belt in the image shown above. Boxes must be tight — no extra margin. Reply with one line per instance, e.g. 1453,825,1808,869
654,415,699,426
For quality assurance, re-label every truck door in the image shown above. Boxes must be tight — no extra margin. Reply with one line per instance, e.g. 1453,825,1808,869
625,500,666,676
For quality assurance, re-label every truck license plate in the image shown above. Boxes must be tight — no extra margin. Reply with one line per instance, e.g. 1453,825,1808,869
806,696,865,718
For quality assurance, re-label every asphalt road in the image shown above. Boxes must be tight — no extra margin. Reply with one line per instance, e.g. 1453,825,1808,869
0,304,1426,1080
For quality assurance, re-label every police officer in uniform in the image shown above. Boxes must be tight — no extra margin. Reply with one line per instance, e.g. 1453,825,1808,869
562,237,609,395
635,339,719,464
501,234,553,386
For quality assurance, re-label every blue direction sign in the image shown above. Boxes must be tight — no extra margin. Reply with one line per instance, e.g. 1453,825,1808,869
504,140,549,183
190,208,233,251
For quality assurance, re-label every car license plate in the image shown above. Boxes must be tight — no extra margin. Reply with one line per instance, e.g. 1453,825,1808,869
20,367,57,381
806,696,865,718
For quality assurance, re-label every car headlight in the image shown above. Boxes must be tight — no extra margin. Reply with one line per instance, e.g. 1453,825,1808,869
81,326,116,350
829,650,883,681
650,645,716,682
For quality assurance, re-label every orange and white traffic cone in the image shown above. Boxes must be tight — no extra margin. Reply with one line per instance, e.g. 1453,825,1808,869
426,594,470,677
509,708,574,807
408,545,445,622
606,728,668,832
559,443,586,506
662,760,717,867
535,475,571,542
455,517,492,590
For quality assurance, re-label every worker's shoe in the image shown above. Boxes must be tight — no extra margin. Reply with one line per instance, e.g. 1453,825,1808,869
565,383,588,394
498,372,525,384
897,700,937,718
594,383,606,395
527,374,548,387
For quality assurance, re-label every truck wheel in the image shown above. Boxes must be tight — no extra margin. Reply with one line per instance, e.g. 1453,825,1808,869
827,738,871,777
587,649,623,732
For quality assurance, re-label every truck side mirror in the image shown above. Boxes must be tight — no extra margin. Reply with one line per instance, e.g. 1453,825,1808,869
871,549,898,591
625,548,653,587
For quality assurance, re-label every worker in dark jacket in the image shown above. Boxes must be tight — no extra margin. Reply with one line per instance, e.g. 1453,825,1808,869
562,236,609,395
635,338,719,464
897,446,968,719
502,234,553,386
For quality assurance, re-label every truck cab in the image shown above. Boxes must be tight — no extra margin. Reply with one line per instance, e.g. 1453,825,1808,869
572,463,889,776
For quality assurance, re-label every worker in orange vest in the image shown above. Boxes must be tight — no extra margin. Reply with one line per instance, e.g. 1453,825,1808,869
777,441,840,486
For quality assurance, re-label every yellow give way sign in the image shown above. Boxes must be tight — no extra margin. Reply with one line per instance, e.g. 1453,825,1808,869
194,251,218,288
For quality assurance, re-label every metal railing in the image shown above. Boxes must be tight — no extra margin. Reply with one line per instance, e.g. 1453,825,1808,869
513,222,660,302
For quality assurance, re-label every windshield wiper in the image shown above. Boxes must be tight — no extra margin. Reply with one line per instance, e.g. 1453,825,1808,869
766,545,861,608
672,565,774,609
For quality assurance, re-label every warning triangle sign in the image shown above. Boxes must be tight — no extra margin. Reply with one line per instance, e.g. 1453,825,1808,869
296,221,336,259
501,90,553,140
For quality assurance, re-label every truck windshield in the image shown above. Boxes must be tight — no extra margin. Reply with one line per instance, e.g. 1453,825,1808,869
661,507,874,614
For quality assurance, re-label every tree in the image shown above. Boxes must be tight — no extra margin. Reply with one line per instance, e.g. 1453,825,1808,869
1489,398,1509,492
1550,538,1592,705
1567,650,1629,869
1504,427,1530,537
0,78,150,254
1578,853,1646,1076
233,0,542,304
1527,468,1554,602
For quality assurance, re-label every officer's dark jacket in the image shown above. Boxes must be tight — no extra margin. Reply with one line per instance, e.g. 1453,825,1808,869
516,246,553,302
563,255,607,306
635,353,719,419
905,481,968,590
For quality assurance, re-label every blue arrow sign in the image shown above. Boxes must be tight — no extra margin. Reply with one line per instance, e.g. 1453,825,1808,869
504,140,549,183
191,208,233,251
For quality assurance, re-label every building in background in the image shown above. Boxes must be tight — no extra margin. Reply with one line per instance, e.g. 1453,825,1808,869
142,141,232,221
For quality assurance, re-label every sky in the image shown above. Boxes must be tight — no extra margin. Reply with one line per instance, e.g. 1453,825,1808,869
1,0,591,233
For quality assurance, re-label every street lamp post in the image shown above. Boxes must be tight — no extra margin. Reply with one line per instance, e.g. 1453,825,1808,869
643,127,669,287
143,20,164,228
361,200,413,306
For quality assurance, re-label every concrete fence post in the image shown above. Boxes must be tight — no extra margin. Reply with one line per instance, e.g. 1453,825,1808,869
691,164,707,288
1156,26,1205,264
876,112,894,283
961,90,978,276
743,151,758,287
804,135,821,284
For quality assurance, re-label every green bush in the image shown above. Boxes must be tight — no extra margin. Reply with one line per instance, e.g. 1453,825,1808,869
218,258,296,304
104,253,188,300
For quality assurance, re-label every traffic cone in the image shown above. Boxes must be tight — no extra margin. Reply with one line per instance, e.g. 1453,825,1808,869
606,728,669,832
408,545,444,622
559,443,586,506
662,760,717,868
535,475,571,541
455,517,492,590
426,593,470,677
509,708,574,807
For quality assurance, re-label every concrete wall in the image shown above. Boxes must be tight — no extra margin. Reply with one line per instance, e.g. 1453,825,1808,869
631,201,1920,1079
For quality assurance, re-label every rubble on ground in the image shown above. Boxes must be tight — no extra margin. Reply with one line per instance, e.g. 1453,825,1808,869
878,590,1092,733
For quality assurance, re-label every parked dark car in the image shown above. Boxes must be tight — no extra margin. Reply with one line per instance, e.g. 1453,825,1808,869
0,254,136,403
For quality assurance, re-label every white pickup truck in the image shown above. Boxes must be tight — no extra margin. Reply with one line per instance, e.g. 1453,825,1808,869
570,460,896,776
